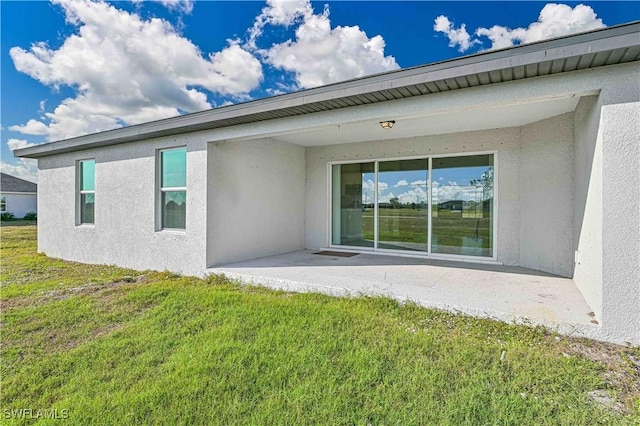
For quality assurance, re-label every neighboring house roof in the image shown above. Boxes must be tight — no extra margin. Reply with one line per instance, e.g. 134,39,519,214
14,21,640,159
0,173,37,193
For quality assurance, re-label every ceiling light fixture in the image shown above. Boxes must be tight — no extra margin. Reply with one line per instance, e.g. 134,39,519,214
379,120,395,129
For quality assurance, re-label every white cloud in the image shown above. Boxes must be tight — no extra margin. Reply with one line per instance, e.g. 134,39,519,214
433,15,478,52
132,0,194,14
397,187,427,204
6,138,37,151
378,191,395,204
411,180,427,187
476,4,605,50
432,183,485,204
9,0,263,141
394,179,408,188
249,0,311,47
251,0,399,89
155,0,193,14
0,161,38,183
1,139,39,182
435,3,606,52
9,119,50,136
362,179,374,192
364,179,390,192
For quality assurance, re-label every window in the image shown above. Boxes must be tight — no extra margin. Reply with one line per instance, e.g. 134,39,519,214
159,147,186,230
0,196,6,212
78,159,95,224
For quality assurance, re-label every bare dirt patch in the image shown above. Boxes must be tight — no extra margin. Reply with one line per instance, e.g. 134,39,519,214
563,338,640,415
1,275,148,311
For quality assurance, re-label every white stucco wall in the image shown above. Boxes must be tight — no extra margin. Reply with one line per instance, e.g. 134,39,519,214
305,116,576,276
519,113,575,277
599,100,640,345
206,138,305,266
573,95,603,319
1,193,37,218
37,135,209,276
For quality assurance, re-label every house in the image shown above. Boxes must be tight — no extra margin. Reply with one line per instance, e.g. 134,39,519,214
0,173,37,218
15,24,640,345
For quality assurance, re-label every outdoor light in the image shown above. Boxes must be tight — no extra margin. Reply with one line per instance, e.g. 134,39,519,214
379,120,395,129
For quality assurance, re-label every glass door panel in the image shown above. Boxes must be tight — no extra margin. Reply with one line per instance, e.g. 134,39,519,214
377,159,429,252
431,155,494,257
331,162,375,248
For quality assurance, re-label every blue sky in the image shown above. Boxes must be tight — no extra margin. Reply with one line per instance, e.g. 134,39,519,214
1,0,639,182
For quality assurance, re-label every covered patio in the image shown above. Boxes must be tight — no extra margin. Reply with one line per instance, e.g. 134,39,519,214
209,250,598,338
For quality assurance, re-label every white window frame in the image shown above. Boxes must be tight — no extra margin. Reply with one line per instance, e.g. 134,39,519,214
157,147,187,232
77,159,95,226
327,150,498,263
0,196,6,212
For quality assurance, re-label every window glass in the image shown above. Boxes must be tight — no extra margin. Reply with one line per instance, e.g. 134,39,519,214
0,197,6,212
331,162,375,247
160,147,186,230
431,155,494,257
161,148,187,188
81,193,95,224
79,159,95,224
162,191,186,229
377,159,429,252
81,160,95,191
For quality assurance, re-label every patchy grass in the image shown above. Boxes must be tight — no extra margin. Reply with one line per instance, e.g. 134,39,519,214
1,225,639,424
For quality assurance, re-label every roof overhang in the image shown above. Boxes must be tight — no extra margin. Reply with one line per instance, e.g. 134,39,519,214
14,22,640,159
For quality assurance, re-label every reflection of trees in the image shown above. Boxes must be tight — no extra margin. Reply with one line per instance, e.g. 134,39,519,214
378,198,427,210
165,200,184,210
164,199,186,228
469,166,494,200
82,199,94,222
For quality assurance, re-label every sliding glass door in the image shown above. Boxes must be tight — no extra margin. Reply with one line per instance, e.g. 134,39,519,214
331,162,375,248
331,153,494,259
431,155,494,257
377,159,429,252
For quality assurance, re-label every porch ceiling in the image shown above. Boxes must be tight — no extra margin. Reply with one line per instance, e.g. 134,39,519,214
271,96,580,146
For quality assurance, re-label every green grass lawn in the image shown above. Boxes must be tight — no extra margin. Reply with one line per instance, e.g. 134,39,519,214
2,226,639,424
362,209,492,254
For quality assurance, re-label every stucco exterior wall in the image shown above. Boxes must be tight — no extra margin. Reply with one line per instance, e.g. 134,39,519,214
1,193,37,218
519,113,575,277
206,138,305,266
573,95,603,319
599,100,640,345
305,117,576,276
37,135,209,276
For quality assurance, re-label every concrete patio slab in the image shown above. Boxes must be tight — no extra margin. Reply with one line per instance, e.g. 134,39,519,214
209,250,599,338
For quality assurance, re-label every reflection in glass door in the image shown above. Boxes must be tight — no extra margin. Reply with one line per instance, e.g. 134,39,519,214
331,154,494,258
331,162,375,248
377,159,429,252
431,155,494,257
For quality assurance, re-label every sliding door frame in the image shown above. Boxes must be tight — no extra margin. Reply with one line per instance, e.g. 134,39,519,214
327,150,499,262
